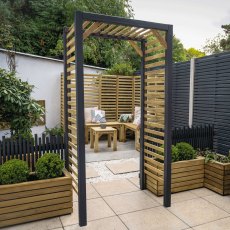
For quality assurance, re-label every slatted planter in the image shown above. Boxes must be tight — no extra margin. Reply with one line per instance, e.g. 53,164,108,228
0,170,72,228
146,157,205,196
204,161,230,195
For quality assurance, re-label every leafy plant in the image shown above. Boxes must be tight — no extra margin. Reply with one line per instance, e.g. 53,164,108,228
35,153,64,180
0,159,29,185
0,69,44,139
202,149,230,163
44,126,64,136
158,144,179,162
176,142,196,161
105,62,135,76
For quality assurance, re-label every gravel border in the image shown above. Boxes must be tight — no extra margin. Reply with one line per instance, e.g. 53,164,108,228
86,158,139,183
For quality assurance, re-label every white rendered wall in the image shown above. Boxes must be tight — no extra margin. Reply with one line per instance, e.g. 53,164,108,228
0,49,104,138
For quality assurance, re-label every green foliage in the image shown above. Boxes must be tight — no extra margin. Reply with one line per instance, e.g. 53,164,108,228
44,126,64,136
203,24,230,54
173,37,187,62
0,159,29,185
0,68,44,139
35,153,64,180
176,142,196,161
200,149,230,164
171,145,179,162
105,62,135,76
186,48,205,59
159,142,195,162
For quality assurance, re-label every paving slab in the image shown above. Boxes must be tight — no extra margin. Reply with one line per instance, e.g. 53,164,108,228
168,198,229,227
86,166,99,179
104,190,160,215
1,217,62,230
92,179,139,196
106,159,139,174
64,216,127,230
119,206,188,230
193,217,230,230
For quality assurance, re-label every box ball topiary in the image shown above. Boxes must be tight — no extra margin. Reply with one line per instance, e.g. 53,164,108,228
35,153,64,180
176,142,196,161
0,159,29,185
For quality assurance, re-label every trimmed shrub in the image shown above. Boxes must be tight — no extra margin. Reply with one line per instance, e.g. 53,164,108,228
172,145,179,162
35,153,64,180
176,142,196,161
0,159,29,185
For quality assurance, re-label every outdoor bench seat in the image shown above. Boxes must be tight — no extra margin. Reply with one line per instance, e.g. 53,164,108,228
123,123,140,151
85,122,140,151
85,121,124,144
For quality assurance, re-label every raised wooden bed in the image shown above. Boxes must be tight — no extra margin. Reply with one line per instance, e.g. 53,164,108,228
146,157,205,196
204,161,230,195
0,169,72,228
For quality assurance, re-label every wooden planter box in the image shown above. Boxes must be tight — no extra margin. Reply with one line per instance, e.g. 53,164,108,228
204,161,230,195
146,157,205,196
0,169,72,228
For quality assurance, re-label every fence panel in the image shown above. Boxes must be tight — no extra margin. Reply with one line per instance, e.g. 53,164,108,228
172,124,214,150
0,134,65,171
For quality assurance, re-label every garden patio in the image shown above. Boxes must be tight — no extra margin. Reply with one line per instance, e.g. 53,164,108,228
1,10,230,230
2,178,230,230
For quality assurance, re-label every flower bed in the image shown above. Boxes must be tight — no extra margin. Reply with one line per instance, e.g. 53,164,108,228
0,153,73,228
205,161,230,195
0,169,72,228
146,157,204,196
146,142,205,196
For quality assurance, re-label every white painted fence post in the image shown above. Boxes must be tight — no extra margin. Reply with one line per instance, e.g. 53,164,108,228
189,58,195,128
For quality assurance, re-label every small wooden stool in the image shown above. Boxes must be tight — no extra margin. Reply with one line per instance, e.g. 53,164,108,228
90,127,117,153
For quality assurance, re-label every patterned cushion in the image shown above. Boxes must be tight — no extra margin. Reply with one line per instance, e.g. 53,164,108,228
119,114,133,123
133,114,141,127
91,109,106,123
133,106,141,125
85,107,98,123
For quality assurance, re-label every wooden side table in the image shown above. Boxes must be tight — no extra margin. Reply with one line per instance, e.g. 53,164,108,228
90,127,117,153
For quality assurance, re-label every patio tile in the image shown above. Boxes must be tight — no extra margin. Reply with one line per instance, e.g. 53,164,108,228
203,194,230,213
119,206,188,230
190,188,217,197
104,190,159,214
193,217,230,230
144,190,198,204
92,179,139,196
106,159,139,174
60,202,79,227
1,217,62,230
60,198,115,227
86,183,100,199
64,216,127,230
128,176,140,188
168,198,229,227
72,184,100,201
86,166,99,179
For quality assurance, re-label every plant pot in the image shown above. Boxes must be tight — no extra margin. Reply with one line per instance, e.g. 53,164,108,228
204,161,230,195
146,157,205,196
100,123,106,129
0,169,72,228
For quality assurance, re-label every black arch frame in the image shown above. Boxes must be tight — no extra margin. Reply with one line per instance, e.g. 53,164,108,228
63,11,173,227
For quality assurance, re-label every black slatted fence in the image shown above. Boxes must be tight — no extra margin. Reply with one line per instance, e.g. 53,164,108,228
172,124,214,150
172,52,230,154
0,134,65,171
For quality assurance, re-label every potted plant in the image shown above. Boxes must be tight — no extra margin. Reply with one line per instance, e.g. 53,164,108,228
0,153,72,228
203,150,230,195
147,142,205,196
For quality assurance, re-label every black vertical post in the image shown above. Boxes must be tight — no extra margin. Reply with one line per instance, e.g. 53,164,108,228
63,27,69,171
75,11,87,227
164,25,173,207
140,40,146,190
